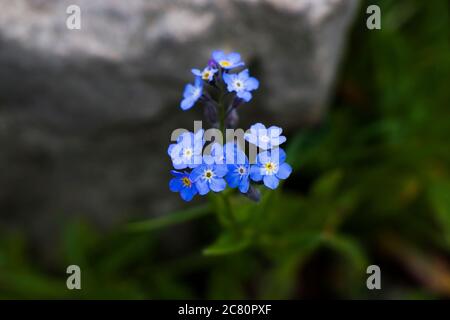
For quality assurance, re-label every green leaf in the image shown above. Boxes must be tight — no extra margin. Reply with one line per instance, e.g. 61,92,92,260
126,204,211,232
428,179,450,244
63,220,98,267
322,234,368,271
203,232,250,256
312,170,343,198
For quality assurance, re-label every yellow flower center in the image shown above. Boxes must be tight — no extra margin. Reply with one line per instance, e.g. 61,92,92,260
264,162,277,175
204,169,214,181
202,71,211,80
182,177,192,188
219,60,231,67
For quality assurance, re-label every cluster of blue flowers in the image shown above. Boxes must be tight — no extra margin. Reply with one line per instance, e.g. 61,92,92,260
169,50,292,202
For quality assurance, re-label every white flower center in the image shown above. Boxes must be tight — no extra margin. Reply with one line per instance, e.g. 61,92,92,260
183,148,193,159
237,166,246,176
233,80,244,90
260,135,270,143
203,169,215,181
264,161,277,175
193,88,202,98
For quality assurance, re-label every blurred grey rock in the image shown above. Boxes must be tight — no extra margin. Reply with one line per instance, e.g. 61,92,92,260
0,0,358,240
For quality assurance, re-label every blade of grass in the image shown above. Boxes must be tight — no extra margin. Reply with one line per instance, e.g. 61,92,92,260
126,204,212,233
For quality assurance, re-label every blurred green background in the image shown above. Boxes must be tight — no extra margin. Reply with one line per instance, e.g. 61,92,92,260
0,0,449,299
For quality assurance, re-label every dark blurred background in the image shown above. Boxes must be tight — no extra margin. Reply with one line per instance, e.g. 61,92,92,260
0,0,449,299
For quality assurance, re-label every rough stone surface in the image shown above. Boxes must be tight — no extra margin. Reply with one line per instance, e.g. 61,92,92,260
0,0,359,241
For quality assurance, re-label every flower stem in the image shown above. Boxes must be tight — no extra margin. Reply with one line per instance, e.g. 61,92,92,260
219,102,225,135
215,77,239,233
218,86,226,136
220,192,239,231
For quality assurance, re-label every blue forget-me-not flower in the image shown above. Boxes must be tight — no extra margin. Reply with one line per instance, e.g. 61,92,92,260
169,170,198,201
192,66,218,82
244,123,287,150
224,143,251,193
168,129,205,170
171,50,293,202
250,148,292,190
190,162,228,195
180,76,203,111
211,50,245,70
223,69,259,102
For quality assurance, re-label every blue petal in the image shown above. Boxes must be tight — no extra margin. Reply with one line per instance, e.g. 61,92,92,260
190,165,205,182
237,90,252,102
238,69,250,81
244,132,257,145
264,148,285,164
214,164,228,177
245,77,259,90
239,178,250,193
249,165,263,182
194,76,203,88
276,163,292,180
228,52,242,64
203,155,216,165
176,131,188,143
270,135,287,147
170,170,184,177
257,151,271,164
268,126,282,136
195,179,210,195
223,143,237,164
194,129,205,146
183,84,195,98
181,97,194,110
173,162,187,170
226,172,240,188
209,143,224,162
191,69,202,77
167,144,175,157
212,50,225,62
179,132,194,147
189,155,202,168
169,178,183,192
276,148,287,163
263,175,279,190
250,123,266,131
210,178,227,192
223,73,233,86
180,186,197,202
235,148,248,165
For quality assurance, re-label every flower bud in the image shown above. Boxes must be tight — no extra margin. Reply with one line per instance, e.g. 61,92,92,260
225,108,239,129
204,102,218,127
245,185,261,202
208,58,218,69
231,96,245,109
